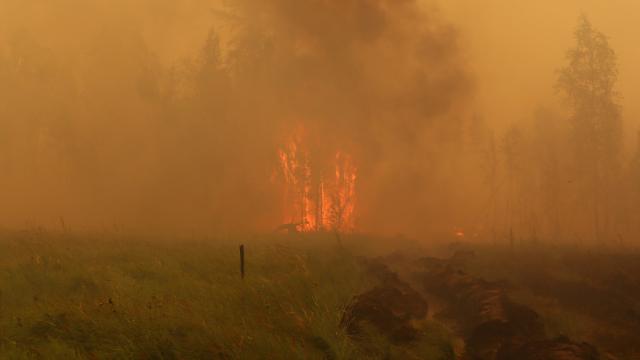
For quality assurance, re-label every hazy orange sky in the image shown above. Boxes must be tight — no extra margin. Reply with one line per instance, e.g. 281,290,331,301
150,0,640,137
435,0,640,139
4,0,635,133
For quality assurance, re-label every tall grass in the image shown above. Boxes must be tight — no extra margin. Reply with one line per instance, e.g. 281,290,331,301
0,230,458,359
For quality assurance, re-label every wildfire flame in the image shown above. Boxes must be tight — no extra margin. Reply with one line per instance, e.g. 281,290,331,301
277,131,357,232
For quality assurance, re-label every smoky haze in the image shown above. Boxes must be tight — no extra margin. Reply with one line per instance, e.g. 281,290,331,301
0,0,473,236
438,0,640,139
0,0,638,243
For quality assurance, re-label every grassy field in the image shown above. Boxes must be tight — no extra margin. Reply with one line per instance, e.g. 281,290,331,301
0,229,454,359
1,229,637,359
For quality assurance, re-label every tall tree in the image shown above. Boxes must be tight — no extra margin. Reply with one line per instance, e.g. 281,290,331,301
629,131,640,236
557,15,622,242
632,132,640,182
501,124,526,240
531,107,564,241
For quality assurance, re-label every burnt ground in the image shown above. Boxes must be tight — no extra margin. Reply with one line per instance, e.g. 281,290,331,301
461,245,640,360
341,242,640,359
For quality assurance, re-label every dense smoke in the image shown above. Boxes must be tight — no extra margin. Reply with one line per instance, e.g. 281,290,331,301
0,0,473,236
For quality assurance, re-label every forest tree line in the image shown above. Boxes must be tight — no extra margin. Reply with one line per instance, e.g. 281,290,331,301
0,2,638,243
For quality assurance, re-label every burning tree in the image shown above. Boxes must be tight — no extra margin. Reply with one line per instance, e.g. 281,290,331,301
277,130,357,233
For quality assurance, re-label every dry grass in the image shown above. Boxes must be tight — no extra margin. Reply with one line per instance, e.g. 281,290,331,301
0,230,454,359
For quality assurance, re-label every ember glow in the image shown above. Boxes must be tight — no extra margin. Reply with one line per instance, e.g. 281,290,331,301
277,131,357,233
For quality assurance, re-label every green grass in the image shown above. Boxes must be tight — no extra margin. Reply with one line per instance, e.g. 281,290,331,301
0,230,454,359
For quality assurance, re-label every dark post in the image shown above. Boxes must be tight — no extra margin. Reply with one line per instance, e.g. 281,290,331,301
240,245,245,279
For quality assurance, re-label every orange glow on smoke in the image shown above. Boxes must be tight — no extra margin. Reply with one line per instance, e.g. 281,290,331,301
277,130,357,232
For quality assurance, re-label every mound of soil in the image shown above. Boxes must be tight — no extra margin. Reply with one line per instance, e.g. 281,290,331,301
497,336,600,360
341,261,428,343
414,256,602,360
416,257,545,338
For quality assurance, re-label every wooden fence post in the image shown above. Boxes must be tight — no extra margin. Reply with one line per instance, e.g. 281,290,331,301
240,245,245,280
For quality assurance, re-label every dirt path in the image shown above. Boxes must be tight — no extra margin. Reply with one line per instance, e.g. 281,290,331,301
377,252,605,360
381,257,467,359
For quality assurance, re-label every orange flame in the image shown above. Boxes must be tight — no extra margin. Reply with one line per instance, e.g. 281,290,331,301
277,131,357,232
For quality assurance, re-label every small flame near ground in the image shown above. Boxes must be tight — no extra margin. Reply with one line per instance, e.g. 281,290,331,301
277,129,357,232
